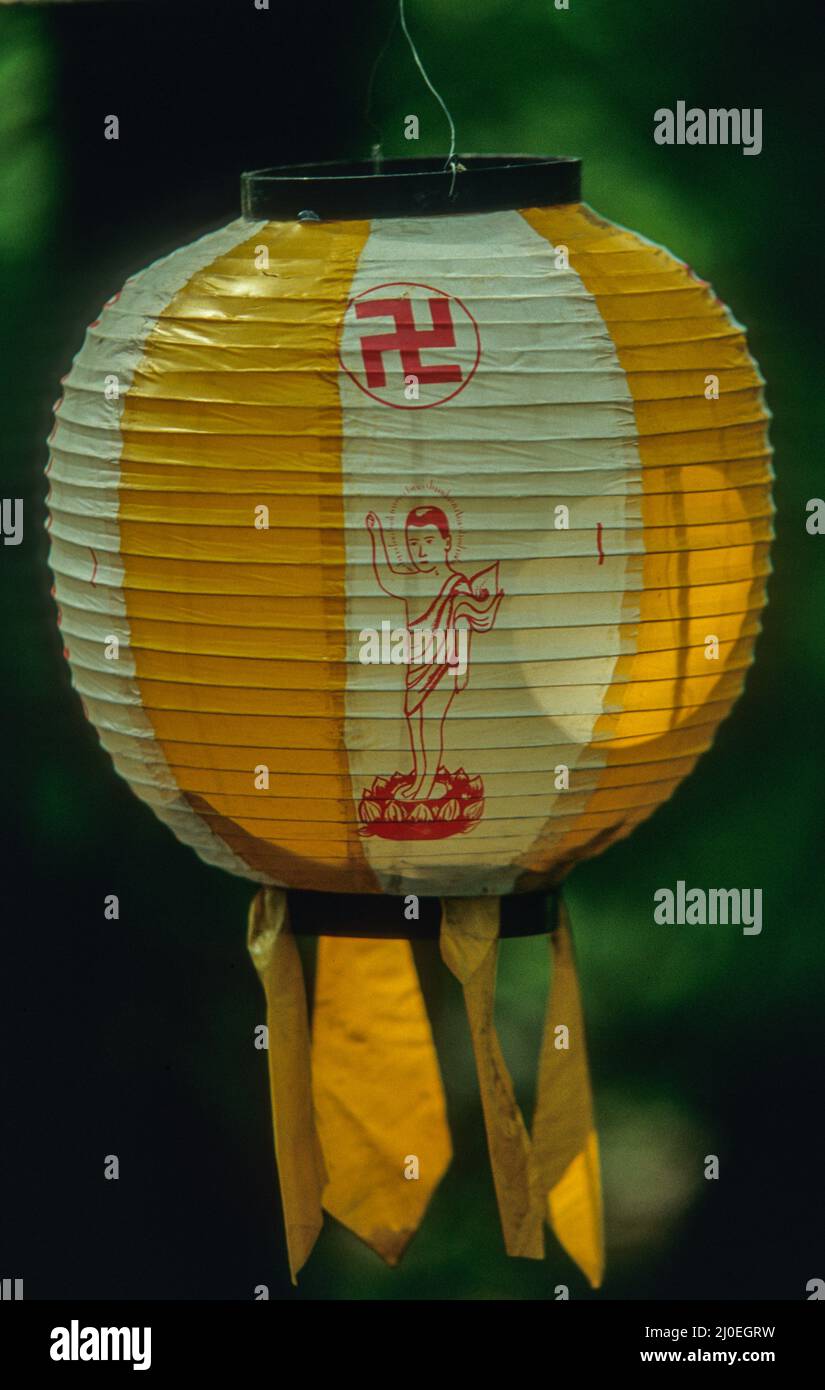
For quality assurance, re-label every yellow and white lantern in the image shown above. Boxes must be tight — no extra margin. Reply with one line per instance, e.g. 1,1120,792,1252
46,156,773,1284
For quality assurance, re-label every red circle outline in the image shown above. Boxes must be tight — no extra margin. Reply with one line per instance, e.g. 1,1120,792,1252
337,280,482,410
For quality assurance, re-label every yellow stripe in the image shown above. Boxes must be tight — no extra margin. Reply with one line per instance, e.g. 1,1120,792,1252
119,218,378,891
517,204,772,880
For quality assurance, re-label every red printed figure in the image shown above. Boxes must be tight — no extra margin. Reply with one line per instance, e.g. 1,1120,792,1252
359,505,503,840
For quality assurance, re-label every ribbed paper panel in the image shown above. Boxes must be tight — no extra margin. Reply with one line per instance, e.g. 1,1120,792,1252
46,202,772,895
516,205,772,885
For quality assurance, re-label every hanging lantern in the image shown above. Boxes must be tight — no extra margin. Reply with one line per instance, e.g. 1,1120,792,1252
45,156,773,1286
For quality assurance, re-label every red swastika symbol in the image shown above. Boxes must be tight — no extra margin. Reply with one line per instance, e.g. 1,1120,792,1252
354,296,463,388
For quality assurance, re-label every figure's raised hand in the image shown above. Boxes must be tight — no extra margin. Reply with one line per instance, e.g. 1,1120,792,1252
365,511,379,531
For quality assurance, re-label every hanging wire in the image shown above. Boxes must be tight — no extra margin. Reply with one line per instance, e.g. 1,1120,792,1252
365,4,400,166
398,0,460,195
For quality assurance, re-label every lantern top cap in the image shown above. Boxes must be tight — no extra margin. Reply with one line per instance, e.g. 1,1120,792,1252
241,154,581,222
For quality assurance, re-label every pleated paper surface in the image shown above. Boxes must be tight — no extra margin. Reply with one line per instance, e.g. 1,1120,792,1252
47,203,773,895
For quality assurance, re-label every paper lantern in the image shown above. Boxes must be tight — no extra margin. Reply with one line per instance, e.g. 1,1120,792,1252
46,156,773,1285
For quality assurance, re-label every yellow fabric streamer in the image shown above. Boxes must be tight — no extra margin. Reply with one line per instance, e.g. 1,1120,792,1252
249,886,600,1281
440,895,603,1283
532,901,604,1288
311,935,452,1265
247,889,326,1284
440,898,545,1259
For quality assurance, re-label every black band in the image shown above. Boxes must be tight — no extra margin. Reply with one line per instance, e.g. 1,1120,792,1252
286,888,559,940
241,154,581,222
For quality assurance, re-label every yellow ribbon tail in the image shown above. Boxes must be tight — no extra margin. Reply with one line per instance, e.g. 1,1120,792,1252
311,934,452,1266
532,898,604,1288
247,888,326,1285
440,897,545,1260
248,887,602,1284
547,1130,604,1290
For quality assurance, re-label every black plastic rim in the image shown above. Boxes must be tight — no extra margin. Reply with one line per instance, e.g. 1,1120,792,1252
286,888,559,940
241,154,581,222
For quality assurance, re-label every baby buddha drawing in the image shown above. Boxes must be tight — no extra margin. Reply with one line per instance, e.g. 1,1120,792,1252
358,504,504,840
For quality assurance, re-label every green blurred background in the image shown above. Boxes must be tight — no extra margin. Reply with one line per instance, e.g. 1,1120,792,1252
1,0,822,1299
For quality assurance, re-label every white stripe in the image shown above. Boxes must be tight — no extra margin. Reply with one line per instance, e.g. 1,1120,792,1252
339,210,643,895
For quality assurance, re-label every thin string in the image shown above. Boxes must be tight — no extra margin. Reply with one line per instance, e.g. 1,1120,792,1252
398,0,459,195
365,5,400,161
